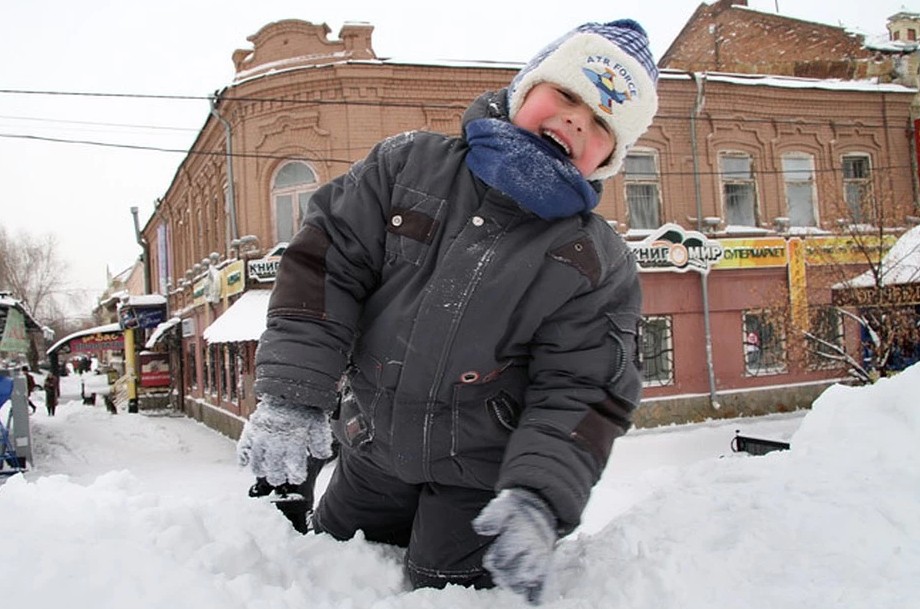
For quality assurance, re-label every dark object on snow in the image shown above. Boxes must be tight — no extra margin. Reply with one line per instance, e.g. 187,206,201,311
247,455,329,534
81,380,95,405
731,431,790,456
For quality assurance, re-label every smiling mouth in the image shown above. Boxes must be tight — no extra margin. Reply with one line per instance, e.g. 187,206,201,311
541,130,571,157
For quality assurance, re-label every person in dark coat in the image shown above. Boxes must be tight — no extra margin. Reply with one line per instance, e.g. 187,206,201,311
238,19,658,603
21,366,37,414
43,372,58,416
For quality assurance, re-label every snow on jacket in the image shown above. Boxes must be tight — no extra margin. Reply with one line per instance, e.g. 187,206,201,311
254,89,643,533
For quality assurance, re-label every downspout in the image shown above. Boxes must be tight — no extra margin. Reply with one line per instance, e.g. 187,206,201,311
210,93,239,244
130,206,152,294
690,71,720,409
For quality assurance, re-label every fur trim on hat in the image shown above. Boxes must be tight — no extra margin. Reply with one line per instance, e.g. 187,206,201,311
508,20,659,181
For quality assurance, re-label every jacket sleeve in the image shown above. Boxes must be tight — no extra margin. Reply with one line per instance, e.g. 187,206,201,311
496,222,643,534
253,135,411,408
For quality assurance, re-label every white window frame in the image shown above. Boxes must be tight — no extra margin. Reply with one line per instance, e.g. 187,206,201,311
781,153,818,228
272,161,318,244
841,153,872,224
720,152,759,227
624,150,661,230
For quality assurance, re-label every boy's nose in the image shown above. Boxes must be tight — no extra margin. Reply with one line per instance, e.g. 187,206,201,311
565,107,592,133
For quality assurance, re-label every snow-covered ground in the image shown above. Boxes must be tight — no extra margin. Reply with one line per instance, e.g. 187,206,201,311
1,368,918,608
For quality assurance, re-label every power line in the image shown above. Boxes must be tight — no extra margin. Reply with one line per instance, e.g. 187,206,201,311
0,133,356,165
1,131,914,178
0,88,909,129
0,114,199,133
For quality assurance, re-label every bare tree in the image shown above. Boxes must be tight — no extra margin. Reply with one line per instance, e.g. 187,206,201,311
0,225,70,322
798,174,920,383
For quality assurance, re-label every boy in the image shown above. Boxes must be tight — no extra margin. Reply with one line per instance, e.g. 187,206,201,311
239,19,658,603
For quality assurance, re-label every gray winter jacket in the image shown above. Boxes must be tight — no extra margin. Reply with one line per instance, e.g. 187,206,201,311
254,90,643,533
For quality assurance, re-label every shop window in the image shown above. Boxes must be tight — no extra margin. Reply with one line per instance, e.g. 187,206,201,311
624,151,661,230
201,343,210,393
781,153,817,227
808,307,845,369
842,154,872,223
640,316,674,386
209,344,221,396
223,343,238,402
186,343,198,390
272,161,318,244
720,152,758,227
743,310,787,376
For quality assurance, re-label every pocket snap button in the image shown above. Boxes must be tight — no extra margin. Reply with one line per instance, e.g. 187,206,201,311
460,371,480,383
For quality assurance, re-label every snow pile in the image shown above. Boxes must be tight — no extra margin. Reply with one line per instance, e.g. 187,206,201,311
1,367,919,608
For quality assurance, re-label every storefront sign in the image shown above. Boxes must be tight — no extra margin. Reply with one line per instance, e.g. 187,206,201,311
247,258,280,283
138,352,170,387
118,304,168,330
193,279,206,306
181,317,196,338
69,331,123,353
224,260,245,298
713,237,788,270
630,223,724,272
832,283,920,307
804,234,896,266
247,244,287,284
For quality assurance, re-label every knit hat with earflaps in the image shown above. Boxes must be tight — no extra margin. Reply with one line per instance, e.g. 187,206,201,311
507,19,659,181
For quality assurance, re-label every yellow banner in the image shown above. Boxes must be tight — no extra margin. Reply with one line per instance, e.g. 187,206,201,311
712,237,788,269
223,260,245,299
803,234,897,266
787,238,808,331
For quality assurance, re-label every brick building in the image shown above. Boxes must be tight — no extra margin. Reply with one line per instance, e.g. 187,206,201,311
137,16,917,437
661,0,903,81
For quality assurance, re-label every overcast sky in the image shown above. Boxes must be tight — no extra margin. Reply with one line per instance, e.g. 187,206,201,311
0,0,911,317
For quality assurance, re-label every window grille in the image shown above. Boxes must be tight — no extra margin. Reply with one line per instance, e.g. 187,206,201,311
640,315,674,386
742,310,787,375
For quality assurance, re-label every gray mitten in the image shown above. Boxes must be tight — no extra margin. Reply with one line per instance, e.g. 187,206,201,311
472,488,557,604
237,394,333,486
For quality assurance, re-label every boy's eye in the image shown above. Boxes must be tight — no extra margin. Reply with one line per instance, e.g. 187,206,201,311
594,115,612,134
556,87,578,103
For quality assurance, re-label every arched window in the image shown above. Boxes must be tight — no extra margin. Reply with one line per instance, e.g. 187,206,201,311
272,161,318,243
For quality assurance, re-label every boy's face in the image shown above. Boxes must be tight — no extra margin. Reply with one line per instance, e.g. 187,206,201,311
512,82,616,178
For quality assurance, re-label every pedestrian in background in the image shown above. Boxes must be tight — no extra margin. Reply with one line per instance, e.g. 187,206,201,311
21,366,37,414
43,372,58,416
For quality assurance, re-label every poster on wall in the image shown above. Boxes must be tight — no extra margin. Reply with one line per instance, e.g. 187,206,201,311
138,352,170,388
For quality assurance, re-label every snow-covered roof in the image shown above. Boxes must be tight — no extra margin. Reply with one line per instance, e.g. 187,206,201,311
0,294,43,331
660,70,917,94
145,316,182,349
123,294,167,307
202,290,270,344
47,322,122,355
839,225,920,288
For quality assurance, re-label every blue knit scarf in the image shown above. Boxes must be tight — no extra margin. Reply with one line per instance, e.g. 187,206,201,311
464,118,599,220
